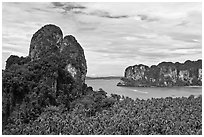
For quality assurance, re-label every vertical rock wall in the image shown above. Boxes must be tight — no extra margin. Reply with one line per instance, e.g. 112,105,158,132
29,24,87,91
118,60,202,87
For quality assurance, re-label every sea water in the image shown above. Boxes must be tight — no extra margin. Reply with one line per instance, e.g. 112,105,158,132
86,79,202,99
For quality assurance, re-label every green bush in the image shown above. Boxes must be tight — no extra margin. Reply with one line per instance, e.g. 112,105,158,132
3,94,202,135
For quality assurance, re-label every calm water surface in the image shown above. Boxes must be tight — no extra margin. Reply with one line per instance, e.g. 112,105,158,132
86,79,202,99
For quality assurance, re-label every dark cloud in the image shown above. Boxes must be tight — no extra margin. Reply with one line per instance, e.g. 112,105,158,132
52,2,86,12
52,2,65,7
138,14,148,20
52,2,129,19
63,5,86,12
137,14,159,22
72,9,129,19
101,14,129,19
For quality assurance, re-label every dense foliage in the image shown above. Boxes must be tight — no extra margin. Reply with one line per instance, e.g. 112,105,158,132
2,54,84,129
2,55,202,135
3,92,202,135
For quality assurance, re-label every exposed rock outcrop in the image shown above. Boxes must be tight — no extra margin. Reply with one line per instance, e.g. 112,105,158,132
29,24,63,60
28,24,87,91
61,35,87,90
117,60,202,87
2,24,87,128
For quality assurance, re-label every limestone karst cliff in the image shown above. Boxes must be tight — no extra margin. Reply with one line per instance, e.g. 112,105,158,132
117,60,202,87
2,24,87,128
29,24,87,91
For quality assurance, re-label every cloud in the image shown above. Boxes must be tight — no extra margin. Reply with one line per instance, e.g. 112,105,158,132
52,2,86,11
176,20,189,26
52,2,65,7
52,2,130,19
167,32,201,43
89,10,129,19
2,2,202,76
134,14,159,22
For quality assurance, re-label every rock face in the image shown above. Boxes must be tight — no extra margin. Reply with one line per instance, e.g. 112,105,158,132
28,24,87,91
125,65,149,81
61,35,87,89
29,24,63,60
117,60,202,87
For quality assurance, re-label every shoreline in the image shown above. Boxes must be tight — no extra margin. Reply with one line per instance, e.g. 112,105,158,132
117,82,202,88
117,84,202,88
184,86,202,88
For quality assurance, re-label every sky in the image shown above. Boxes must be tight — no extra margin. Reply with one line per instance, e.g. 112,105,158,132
2,2,202,77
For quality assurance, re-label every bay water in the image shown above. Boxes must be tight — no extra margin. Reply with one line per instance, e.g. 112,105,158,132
86,79,202,99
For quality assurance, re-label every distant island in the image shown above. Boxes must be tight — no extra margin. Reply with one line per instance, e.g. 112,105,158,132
117,60,202,87
86,76,122,80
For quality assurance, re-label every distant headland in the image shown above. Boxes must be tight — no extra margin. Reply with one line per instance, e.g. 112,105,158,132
117,60,202,87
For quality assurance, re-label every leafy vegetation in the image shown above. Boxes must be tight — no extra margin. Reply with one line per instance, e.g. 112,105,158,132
3,89,202,135
2,55,202,135
2,53,82,129
2,54,202,135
